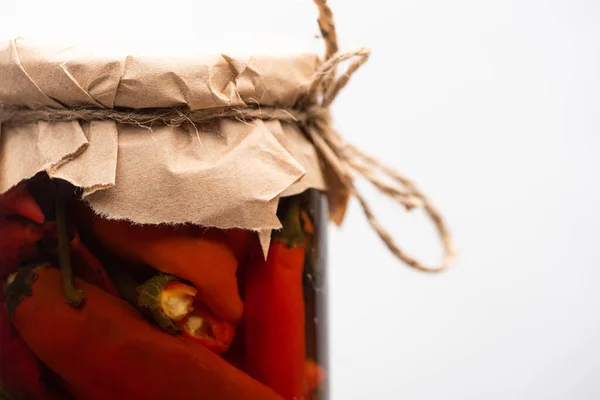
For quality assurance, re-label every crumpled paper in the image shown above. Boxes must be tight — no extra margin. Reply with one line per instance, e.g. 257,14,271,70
0,38,327,252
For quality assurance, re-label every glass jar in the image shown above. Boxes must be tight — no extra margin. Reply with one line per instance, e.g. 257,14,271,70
0,176,329,400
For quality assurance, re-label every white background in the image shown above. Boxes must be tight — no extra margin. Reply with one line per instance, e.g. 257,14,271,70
2,0,600,399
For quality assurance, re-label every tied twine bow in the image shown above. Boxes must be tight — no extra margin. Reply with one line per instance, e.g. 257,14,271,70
0,0,455,272
300,47,456,273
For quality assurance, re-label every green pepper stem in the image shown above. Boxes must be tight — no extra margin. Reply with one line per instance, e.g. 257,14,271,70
54,180,84,308
273,196,306,247
137,275,181,335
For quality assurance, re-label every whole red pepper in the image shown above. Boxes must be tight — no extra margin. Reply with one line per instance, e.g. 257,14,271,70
0,182,45,225
75,202,243,323
0,181,65,399
0,182,46,280
244,197,307,399
0,219,44,280
0,290,69,400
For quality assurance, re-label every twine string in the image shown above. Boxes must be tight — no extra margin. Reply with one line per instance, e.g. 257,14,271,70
310,0,455,272
0,0,455,272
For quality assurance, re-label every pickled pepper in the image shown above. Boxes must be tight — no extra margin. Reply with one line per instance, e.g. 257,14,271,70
75,203,243,323
6,266,282,400
0,290,68,400
245,197,307,399
0,182,45,225
0,182,45,280
0,220,44,280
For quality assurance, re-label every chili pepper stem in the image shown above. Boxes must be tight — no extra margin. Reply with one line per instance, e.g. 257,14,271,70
54,180,84,308
274,196,306,247
137,275,198,335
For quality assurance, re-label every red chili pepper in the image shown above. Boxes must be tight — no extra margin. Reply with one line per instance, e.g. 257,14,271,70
0,290,68,400
0,182,45,225
225,228,257,263
6,266,283,400
108,268,235,354
75,202,243,323
244,197,307,400
179,302,236,354
222,325,247,371
0,219,44,280
0,289,45,399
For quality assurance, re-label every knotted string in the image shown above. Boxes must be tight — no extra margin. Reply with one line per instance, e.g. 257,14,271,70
0,0,455,272
308,0,455,272
302,50,455,272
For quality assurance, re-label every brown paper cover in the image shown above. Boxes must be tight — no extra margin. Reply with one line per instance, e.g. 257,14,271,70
0,38,327,238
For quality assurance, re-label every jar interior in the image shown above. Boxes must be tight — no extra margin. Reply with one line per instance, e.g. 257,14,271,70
1,175,329,400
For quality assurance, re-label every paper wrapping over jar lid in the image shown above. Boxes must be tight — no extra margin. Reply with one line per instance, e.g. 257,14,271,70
0,0,456,273
0,38,327,243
